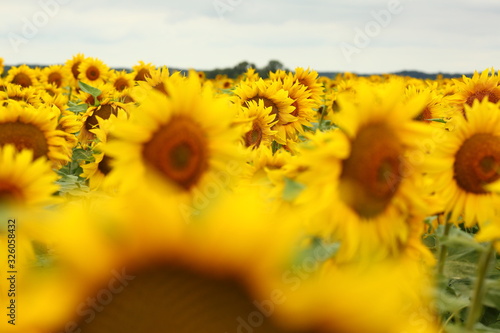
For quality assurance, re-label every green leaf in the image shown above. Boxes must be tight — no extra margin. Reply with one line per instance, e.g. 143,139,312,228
67,103,89,113
428,118,447,123
78,81,102,98
72,148,94,162
282,177,305,202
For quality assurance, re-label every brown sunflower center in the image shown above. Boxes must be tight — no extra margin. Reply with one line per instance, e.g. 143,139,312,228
244,122,263,148
114,78,130,92
247,97,279,122
0,181,24,204
152,82,168,96
134,68,150,81
414,105,433,123
340,123,403,219
85,104,119,132
98,155,113,176
71,62,81,79
142,116,208,190
86,66,100,81
48,72,63,87
72,266,309,333
453,133,500,194
12,72,32,87
465,90,500,106
0,122,49,159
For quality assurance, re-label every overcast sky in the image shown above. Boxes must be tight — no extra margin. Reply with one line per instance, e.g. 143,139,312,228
2,0,500,74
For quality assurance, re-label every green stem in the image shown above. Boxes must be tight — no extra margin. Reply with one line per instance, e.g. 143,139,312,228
437,219,451,277
465,241,495,331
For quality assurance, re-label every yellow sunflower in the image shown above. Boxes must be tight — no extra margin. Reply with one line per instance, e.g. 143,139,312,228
291,82,433,262
0,144,59,208
131,60,155,81
105,73,247,204
0,102,71,168
233,78,296,144
78,99,128,146
450,68,500,116
0,84,44,107
64,53,87,87
77,57,110,86
137,66,181,97
5,64,38,88
238,99,278,149
293,67,324,108
0,57,4,75
40,64,69,88
109,69,135,92
425,98,500,227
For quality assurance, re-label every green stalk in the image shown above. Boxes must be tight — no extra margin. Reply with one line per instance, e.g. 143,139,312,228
436,218,451,277
465,241,495,331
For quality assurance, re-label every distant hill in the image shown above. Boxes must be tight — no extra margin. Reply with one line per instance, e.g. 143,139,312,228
1,64,472,80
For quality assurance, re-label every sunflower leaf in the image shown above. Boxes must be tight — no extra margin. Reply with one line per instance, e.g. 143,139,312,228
67,103,89,114
78,81,102,98
282,177,305,202
428,118,447,123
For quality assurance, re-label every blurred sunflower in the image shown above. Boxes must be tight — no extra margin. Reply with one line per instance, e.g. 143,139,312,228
450,68,500,116
238,99,278,149
233,78,296,144
425,98,500,226
132,60,155,81
109,69,135,92
0,84,43,107
137,66,181,96
64,53,87,87
5,64,38,88
78,57,110,86
40,64,68,88
0,102,71,168
105,73,247,202
293,68,324,109
0,57,4,75
0,144,58,207
79,100,128,146
292,83,433,262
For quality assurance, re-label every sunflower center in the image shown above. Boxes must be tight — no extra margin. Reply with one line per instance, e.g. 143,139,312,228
134,68,150,81
454,133,500,194
247,97,279,122
86,66,100,81
414,106,433,123
466,90,500,106
244,123,263,148
48,72,63,87
153,82,168,96
98,155,113,176
142,116,208,190
340,123,402,219
0,181,24,204
114,78,130,92
71,62,81,79
85,104,119,132
0,122,49,159
71,266,307,333
12,73,32,87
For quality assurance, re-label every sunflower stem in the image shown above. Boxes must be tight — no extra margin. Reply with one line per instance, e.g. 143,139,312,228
436,217,451,277
317,105,326,130
465,241,495,332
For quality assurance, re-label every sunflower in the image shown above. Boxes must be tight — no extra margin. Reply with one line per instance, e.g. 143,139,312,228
32,186,308,333
78,99,128,146
77,57,110,86
64,53,87,87
105,73,247,202
450,68,500,116
292,67,324,109
0,101,72,168
131,60,155,81
233,78,296,144
40,64,68,88
0,84,44,107
238,99,278,149
109,69,135,92
291,83,433,262
0,144,59,208
425,98,500,227
137,66,181,97
0,57,4,75
4,64,38,88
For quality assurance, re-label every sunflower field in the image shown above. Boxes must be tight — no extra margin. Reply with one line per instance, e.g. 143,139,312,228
1,54,500,333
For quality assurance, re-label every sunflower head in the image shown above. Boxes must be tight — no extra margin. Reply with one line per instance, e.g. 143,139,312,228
5,64,38,88
77,57,110,85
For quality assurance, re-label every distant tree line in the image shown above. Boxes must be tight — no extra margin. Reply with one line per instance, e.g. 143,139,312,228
202,60,288,79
